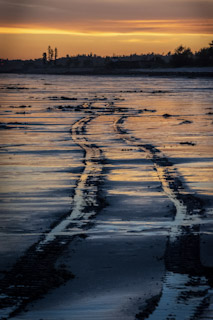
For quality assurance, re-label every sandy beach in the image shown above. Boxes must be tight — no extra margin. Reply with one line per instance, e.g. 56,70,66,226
0,74,212,319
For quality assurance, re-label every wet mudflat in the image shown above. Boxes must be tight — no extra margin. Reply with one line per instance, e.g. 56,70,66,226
0,74,212,319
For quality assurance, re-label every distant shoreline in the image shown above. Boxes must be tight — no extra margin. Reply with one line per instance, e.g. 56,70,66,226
0,67,213,77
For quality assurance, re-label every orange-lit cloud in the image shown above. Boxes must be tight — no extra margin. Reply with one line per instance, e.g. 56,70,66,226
1,19,212,36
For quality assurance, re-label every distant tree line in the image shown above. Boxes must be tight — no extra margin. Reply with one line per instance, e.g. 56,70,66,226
1,42,212,71
39,42,213,68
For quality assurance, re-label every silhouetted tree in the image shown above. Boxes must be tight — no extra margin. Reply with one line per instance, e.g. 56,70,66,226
54,48,58,65
47,45,51,62
195,40,213,66
174,45,185,55
42,52,47,64
54,48,58,60
50,48,54,62
47,46,54,63
171,45,193,67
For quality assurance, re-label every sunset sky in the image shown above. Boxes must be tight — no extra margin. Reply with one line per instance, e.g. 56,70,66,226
0,0,213,59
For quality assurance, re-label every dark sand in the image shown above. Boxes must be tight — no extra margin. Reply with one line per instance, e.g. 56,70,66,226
0,74,212,319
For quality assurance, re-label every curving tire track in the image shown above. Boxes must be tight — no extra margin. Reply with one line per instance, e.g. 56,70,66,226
114,116,201,237
114,115,213,320
37,115,104,248
0,115,104,319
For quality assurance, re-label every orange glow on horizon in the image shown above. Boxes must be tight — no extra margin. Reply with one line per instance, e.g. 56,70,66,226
0,19,212,59
0,26,212,37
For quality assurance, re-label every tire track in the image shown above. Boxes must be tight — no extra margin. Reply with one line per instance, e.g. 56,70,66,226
114,115,213,320
114,116,201,239
0,115,104,319
37,115,104,249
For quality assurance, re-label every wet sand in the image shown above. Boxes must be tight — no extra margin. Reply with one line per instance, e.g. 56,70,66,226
0,74,212,319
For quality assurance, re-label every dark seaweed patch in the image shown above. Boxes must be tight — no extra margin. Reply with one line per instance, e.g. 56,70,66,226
162,113,173,118
10,105,31,108
0,123,12,130
180,142,196,146
179,120,193,125
152,90,168,94
48,96,78,101
6,87,29,90
142,108,156,113
120,90,143,93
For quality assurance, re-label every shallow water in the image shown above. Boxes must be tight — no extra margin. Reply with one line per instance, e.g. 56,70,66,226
0,74,212,319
